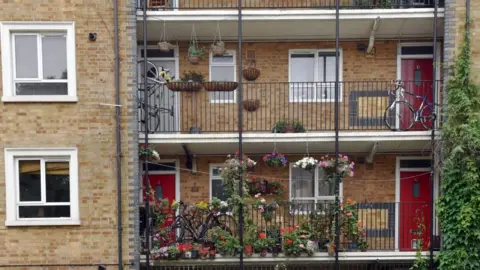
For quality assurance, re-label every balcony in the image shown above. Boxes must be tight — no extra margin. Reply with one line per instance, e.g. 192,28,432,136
140,201,440,266
137,0,444,10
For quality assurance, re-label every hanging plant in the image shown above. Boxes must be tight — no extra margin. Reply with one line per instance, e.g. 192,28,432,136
211,22,227,56
188,24,206,65
158,21,174,52
139,144,160,162
294,157,318,172
203,81,238,92
242,59,260,81
318,154,355,182
263,152,287,168
167,71,205,92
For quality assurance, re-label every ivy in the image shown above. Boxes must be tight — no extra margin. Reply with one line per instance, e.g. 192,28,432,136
436,17,480,270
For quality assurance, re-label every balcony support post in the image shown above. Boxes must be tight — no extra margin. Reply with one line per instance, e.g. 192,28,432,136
430,0,439,268
142,0,151,269
237,0,244,269
334,0,340,269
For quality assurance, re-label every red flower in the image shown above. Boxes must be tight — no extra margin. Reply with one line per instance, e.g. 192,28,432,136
235,150,240,156
222,241,226,245
286,239,293,245
295,225,300,229
346,212,353,217
220,235,225,240
259,232,266,239
362,232,366,237
289,227,294,233
280,228,286,233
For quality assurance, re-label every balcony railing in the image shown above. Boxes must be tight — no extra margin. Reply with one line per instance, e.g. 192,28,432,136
137,0,444,10
140,201,440,257
138,80,443,134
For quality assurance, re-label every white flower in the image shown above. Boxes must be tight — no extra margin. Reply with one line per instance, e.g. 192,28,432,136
260,198,266,203
151,150,160,161
220,201,228,208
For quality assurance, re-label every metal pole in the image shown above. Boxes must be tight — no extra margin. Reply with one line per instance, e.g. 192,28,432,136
237,0,244,269
142,0,150,268
334,0,340,269
429,0,438,268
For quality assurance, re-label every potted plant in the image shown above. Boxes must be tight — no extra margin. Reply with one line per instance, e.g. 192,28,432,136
211,41,226,56
253,197,278,222
263,152,288,168
253,232,273,257
293,157,318,173
167,245,180,260
188,43,206,65
204,81,239,92
243,223,256,257
209,248,217,259
167,71,205,92
272,121,306,133
210,197,222,214
318,154,355,183
139,144,160,162
282,227,303,257
200,246,209,260
358,240,369,252
338,199,366,250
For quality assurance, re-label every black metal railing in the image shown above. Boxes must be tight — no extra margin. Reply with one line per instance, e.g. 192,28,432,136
138,80,443,134
137,0,444,10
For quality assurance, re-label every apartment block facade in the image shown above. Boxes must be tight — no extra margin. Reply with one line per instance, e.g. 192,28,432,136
0,0,477,269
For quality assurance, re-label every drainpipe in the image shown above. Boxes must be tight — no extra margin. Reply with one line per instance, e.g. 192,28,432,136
366,17,380,54
334,0,340,269
113,0,123,268
237,1,244,269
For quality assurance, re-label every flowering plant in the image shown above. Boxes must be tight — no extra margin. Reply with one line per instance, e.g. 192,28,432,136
282,226,310,256
139,144,160,162
247,177,284,196
210,197,228,213
252,232,274,255
294,157,318,172
318,154,355,182
195,201,209,210
252,197,278,221
338,199,366,244
220,152,254,199
263,152,288,168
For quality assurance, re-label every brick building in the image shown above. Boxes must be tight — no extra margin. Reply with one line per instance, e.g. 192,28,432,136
0,0,477,269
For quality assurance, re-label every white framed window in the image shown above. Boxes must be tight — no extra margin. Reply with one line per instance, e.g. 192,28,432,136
4,148,79,226
209,164,228,201
288,49,343,103
209,50,236,103
0,22,77,102
289,163,342,203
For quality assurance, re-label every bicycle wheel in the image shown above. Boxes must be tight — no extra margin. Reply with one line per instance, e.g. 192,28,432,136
138,107,160,134
169,217,196,243
419,106,436,130
384,101,415,131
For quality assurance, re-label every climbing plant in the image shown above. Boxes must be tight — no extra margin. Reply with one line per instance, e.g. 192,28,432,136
436,17,480,270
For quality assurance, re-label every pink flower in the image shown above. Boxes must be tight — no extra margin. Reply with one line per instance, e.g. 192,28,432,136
362,232,366,237
343,155,348,160
258,205,265,212
254,193,261,198
349,162,355,169
349,171,354,177
339,154,343,158
346,212,353,216
299,244,305,248
300,235,307,239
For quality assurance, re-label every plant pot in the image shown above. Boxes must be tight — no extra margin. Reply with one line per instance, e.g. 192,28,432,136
211,42,226,56
244,245,253,257
189,126,201,134
317,239,329,251
242,99,260,112
284,125,295,133
242,68,261,81
190,250,199,259
260,248,268,257
347,242,358,251
327,243,336,257
204,81,239,92
167,82,203,92
188,55,200,65
158,41,173,52
360,247,368,252
272,245,281,257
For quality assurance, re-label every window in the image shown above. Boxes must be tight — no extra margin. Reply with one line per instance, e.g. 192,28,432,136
209,50,236,103
0,22,77,102
210,165,228,201
290,164,340,203
289,49,343,102
4,148,79,226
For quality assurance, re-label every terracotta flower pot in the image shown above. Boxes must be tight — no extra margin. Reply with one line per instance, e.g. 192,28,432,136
284,125,295,133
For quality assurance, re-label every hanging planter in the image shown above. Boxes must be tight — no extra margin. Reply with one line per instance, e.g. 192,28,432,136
293,157,318,173
188,24,206,65
242,60,260,81
166,71,205,92
263,152,288,168
158,21,173,52
211,22,227,56
204,81,238,92
242,99,260,112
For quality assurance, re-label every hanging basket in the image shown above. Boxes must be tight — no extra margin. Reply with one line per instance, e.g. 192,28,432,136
242,67,260,81
158,41,173,52
204,81,238,92
242,99,260,112
188,55,200,65
167,82,203,92
211,41,226,56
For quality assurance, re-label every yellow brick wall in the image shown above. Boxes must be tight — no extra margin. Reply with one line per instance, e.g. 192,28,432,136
175,40,407,132
0,0,136,268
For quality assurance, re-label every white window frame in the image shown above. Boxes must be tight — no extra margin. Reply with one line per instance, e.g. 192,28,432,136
0,22,77,102
288,49,343,103
209,50,237,104
209,164,225,200
289,163,343,203
4,148,79,226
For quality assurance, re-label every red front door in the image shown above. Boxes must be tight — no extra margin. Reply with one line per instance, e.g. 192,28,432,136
399,171,431,251
401,59,434,130
144,174,176,229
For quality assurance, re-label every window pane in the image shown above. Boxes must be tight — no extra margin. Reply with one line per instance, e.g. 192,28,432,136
318,57,325,82
212,167,222,177
211,179,227,201
46,162,70,203
290,54,314,82
318,168,335,196
291,167,314,199
42,35,67,80
210,66,235,101
18,160,41,202
19,206,70,218
14,35,38,79
16,82,68,95
325,56,336,82
212,55,234,63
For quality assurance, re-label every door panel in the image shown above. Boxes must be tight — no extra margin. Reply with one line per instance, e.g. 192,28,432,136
401,59,434,130
399,171,431,251
144,174,176,230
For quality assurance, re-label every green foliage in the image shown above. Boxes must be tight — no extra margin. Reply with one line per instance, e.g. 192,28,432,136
180,71,205,82
436,19,480,270
272,120,306,133
410,210,429,270
188,43,206,58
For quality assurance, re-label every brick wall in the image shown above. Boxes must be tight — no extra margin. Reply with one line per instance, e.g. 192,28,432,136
0,0,137,268
171,154,399,203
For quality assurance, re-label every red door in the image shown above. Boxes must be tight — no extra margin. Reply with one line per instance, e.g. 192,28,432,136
401,59,434,130
143,174,176,229
399,172,431,251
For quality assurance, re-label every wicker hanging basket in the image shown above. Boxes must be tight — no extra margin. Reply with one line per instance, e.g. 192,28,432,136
242,99,260,112
158,41,173,52
211,41,226,56
242,68,260,81
188,55,200,65
204,81,238,92
167,82,203,92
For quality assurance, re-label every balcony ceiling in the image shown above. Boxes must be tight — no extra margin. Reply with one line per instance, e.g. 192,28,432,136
137,9,444,41
144,131,436,155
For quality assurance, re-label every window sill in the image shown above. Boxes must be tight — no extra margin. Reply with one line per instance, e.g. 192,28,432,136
5,219,81,227
2,96,78,103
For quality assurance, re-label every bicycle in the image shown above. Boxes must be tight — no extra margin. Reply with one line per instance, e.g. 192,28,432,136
384,80,437,131
137,60,175,133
